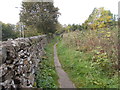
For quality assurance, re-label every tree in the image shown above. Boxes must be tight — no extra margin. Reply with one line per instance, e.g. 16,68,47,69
0,21,19,41
55,23,64,35
20,2,60,34
83,7,113,30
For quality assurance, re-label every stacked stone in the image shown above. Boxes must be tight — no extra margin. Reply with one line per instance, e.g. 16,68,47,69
0,35,47,89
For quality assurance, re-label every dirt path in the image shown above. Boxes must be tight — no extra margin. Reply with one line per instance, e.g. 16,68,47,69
54,43,76,88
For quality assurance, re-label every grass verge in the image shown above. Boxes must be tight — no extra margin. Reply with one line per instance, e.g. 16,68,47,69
36,37,59,88
57,28,118,88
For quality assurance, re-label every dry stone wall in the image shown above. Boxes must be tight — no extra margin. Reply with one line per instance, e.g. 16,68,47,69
0,35,47,89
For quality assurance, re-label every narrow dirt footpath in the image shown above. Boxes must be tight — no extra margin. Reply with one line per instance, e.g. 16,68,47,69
54,43,76,88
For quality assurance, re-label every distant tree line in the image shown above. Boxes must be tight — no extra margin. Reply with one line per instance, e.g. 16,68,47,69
2,6,117,40
0,21,19,41
57,7,118,34
65,24,82,31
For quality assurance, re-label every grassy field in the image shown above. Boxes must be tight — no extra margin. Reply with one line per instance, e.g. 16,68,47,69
57,27,118,88
36,37,59,88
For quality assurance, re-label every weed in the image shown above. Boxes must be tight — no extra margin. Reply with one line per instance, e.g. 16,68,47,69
36,38,59,88
57,27,118,88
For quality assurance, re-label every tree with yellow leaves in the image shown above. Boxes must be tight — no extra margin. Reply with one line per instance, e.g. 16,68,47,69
83,7,113,30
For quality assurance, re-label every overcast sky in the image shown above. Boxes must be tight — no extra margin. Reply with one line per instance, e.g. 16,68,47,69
0,0,119,25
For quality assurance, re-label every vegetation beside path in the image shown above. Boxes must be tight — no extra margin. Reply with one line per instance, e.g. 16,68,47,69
57,27,118,88
36,38,59,88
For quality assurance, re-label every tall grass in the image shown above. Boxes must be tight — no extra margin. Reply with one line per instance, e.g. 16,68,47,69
57,27,118,88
